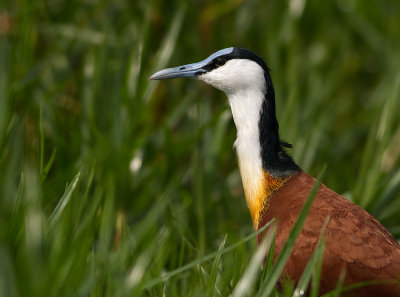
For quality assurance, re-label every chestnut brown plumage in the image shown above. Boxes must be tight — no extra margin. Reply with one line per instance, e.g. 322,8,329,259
150,47,400,296
257,171,400,296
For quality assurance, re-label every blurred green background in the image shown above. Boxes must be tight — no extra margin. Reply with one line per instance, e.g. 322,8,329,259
1,0,400,296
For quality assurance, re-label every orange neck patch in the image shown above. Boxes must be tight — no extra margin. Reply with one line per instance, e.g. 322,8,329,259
243,170,290,229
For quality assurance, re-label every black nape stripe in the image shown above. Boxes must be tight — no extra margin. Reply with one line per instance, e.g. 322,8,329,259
259,70,300,176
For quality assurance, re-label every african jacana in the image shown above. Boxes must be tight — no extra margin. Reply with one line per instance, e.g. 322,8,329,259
150,47,400,296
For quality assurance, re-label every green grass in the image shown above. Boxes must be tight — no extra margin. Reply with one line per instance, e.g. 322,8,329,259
1,0,400,296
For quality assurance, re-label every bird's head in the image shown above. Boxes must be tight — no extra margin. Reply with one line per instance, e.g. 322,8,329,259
149,47,270,96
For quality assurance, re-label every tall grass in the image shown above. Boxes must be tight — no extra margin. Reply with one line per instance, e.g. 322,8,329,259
1,0,400,296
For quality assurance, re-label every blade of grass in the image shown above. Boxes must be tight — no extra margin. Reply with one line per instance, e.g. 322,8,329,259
125,227,171,297
207,235,227,297
260,227,276,281
294,216,330,297
39,104,44,176
40,148,57,183
310,243,325,297
48,172,80,226
310,224,328,297
144,4,186,102
232,225,276,297
323,269,346,297
373,169,400,218
143,219,274,289
322,279,398,297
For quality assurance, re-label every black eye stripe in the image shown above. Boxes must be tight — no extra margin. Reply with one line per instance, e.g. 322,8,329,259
200,47,271,75
201,56,229,72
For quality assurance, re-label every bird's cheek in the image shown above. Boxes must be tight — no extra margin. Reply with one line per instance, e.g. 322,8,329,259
198,73,225,91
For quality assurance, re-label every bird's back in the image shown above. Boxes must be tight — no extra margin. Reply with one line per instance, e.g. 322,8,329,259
257,171,400,297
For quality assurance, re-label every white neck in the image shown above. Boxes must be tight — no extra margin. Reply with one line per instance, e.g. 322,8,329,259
198,59,266,180
227,88,265,216
228,88,264,167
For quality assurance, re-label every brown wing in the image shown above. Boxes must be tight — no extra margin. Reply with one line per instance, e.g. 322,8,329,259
258,171,400,297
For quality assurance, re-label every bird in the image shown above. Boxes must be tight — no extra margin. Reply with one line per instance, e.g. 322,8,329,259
150,47,400,296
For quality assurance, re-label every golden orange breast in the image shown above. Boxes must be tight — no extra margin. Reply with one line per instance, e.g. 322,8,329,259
242,170,290,229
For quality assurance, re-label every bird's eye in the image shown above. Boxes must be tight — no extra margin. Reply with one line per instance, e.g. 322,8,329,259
214,57,226,67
